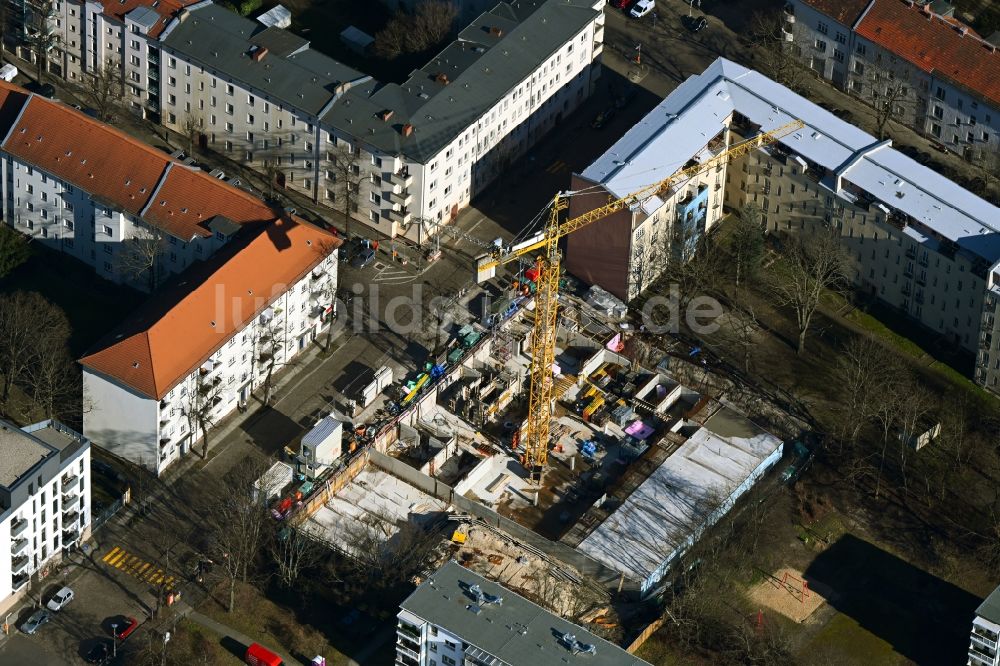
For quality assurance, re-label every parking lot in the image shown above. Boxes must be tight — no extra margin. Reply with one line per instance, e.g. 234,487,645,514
0,550,151,665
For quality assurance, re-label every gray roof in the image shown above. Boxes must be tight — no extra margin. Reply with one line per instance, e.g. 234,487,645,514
322,0,601,163
582,58,1000,264
0,420,56,489
400,560,650,666
978,585,1000,625
161,3,367,116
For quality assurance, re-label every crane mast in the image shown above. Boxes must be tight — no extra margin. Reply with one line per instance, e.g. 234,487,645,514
482,119,805,482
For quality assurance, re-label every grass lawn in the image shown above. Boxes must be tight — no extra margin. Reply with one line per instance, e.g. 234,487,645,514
200,581,353,666
1,244,143,356
801,612,902,666
167,618,245,665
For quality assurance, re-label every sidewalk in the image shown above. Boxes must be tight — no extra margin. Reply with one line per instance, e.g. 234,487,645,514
175,601,299,665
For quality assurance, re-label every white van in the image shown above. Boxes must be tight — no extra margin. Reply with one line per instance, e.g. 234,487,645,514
0,64,17,83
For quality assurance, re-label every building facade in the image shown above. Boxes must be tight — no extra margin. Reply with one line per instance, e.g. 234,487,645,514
8,0,605,243
396,560,649,666
81,218,338,476
565,58,1000,394
970,585,1000,666
787,0,1000,156
0,81,295,291
0,419,91,616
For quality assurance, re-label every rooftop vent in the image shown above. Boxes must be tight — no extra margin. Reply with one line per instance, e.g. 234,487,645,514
378,109,394,122
402,123,414,137
435,73,450,85
251,46,269,62
489,26,503,37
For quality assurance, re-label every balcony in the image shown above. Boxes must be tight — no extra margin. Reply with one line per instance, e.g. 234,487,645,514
387,188,413,207
12,573,28,591
387,168,414,188
782,24,793,41
970,643,997,662
10,517,27,537
395,641,419,661
972,629,999,650
63,505,80,523
11,553,28,574
11,537,28,555
390,207,412,224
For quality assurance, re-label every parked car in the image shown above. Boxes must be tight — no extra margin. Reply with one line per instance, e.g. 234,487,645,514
610,0,631,8
113,616,139,641
350,247,376,269
20,609,51,635
591,106,617,129
84,641,111,665
46,587,74,611
339,238,363,262
25,81,55,98
630,0,654,18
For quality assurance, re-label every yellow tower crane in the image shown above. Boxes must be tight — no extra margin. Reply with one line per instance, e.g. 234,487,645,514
475,119,805,481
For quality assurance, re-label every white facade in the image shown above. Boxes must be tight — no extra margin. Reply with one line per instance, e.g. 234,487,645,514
970,587,1000,666
0,420,91,617
83,252,337,476
0,156,232,290
787,0,1000,155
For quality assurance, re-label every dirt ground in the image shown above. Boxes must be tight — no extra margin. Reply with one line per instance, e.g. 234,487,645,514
747,567,828,624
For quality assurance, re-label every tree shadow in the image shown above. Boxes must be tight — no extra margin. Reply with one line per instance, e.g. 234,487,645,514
803,534,980,665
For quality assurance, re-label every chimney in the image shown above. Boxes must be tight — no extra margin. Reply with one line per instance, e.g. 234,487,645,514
251,46,268,62
959,26,968,37
379,109,394,122
435,73,450,85
402,124,414,137
489,26,503,37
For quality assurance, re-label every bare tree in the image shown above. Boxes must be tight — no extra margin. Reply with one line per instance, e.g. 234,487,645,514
25,344,77,421
374,2,457,59
326,143,366,238
833,335,895,447
182,113,204,156
251,313,282,406
77,58,125,123
859,58,915,140
118,222,169,292
969,145,1000,199
199,453,271,612
748,9,807,91
0,291,69,407
768,232,848,355
0,224,30,279
269,527,323,588
342,514,441,591
731,202,765,287
23,0,59,83
186,368,222,459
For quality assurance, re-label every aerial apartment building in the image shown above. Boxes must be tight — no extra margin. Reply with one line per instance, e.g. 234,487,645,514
785,0,1000,155
396,560,650,666
0,84,339,476
0,82,290,290
565,58,1000,394
9,0,605,242
0,419,91,616
971,584,1000,666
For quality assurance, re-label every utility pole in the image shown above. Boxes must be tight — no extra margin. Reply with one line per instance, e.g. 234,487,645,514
688,0,700,17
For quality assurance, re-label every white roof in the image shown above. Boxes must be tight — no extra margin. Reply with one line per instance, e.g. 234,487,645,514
302,415,342,447
256,5,291,28
577,425,782,583
580,58,1000,262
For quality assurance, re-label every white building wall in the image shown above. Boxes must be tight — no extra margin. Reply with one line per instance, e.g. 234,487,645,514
970,615,1000,666
83,370,159,469
0,435,90,616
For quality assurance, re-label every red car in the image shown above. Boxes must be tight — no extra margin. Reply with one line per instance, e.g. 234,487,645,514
113,617,138,641
611,0,631,8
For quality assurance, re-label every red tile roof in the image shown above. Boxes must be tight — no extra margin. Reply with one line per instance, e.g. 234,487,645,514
801,0,872,26
99,0,198,38
80,219,340,399
856,0,1000,108
141,163,280,240
0,81,290,240
1,92,171,217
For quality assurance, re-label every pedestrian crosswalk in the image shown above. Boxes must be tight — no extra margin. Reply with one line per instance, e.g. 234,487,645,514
101,546,175,588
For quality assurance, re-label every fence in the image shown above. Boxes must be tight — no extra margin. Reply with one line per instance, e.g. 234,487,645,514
288,448,370,526
624,617,666,654
92,498,126,531
368,449,639,596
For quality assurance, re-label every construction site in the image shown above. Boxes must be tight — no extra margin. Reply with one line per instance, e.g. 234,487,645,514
241,123,807,648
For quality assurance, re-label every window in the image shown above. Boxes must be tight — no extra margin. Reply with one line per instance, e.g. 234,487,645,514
817,21,828,35
225,103,234,115
833,49,844,63
935,86,945,101
835,32,846,44
856,43,867,56
815,39,827,52
247,114,254,125
853,61,864,75
168,75,176,87
226,84,234,95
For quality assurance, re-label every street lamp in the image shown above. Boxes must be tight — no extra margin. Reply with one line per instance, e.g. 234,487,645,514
110,623,118,657
688,0,700,17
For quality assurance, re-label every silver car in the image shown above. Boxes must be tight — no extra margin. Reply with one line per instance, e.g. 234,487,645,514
20,609,51,635
46,586,74,611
